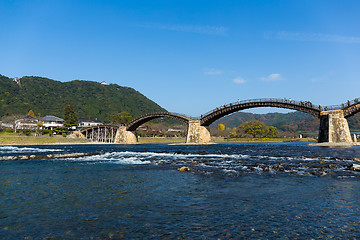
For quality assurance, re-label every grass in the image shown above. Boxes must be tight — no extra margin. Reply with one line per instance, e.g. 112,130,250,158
0,132,90,145
138,137,186,144
138,136,317,144
0,132,317,145
217,137,317,143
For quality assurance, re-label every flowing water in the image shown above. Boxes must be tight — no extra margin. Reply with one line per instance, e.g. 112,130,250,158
1,143,360,239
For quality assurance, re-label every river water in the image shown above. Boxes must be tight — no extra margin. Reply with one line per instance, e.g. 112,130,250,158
1,143,360,239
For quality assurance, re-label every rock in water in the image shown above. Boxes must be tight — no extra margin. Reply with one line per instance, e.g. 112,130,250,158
350,164,360,171
178,166,191,172
277,165,285,171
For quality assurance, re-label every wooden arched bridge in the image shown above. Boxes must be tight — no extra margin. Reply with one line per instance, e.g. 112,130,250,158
126,112,193,131
200,98,322,126
79,113,193,143
79,97,360,144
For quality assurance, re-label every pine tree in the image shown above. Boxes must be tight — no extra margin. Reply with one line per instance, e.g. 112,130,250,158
64,102,78,125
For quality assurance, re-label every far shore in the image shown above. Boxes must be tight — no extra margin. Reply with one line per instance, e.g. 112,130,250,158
0,134,91,146
0,133,318,146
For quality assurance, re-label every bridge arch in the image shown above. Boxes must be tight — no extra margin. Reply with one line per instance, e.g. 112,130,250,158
343,100,360,118
200,98,321,126
126,112,193,131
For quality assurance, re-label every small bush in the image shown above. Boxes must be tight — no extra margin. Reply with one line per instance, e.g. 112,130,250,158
5,128,14,133
42,129,51,135
62,132,67,138
22,129,31,136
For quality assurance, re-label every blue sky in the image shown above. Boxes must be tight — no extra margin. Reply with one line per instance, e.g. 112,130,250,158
1,0,360,116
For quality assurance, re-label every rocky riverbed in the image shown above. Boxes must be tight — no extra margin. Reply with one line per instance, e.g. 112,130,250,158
0,152,102,161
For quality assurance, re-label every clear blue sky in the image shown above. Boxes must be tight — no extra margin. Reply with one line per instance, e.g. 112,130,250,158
1,0,360,116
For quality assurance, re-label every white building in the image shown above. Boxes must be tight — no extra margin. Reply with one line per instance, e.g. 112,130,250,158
13,77,21,85
78,119,103,128
0,122,13,129
41,115,64,130
15,115,38,130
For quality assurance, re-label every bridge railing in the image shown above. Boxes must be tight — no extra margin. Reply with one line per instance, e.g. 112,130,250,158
319,97,360,111
169,112,199,120
323,105,343,111
342,98,360,109
131,112,198,122
201,98,325,117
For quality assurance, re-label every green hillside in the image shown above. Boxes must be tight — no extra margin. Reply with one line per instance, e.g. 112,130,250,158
0,75,165,121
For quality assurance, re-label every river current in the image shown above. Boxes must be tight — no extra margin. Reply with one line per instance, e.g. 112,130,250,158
1,143,360,239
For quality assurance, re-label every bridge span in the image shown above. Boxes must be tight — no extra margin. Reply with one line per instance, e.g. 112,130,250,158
200,98,322,126
79,125,118,143
126,112,193,131
79,98,359,144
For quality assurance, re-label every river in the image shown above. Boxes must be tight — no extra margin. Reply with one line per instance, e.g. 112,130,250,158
1,143,360,239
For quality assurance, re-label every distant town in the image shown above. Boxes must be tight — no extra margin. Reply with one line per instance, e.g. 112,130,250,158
1,113,102,131
0,109,188,139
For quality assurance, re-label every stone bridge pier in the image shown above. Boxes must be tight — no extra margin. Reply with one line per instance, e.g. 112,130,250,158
186,120,211,144
113,121,211,144
318,110,352,143
114,126,137,144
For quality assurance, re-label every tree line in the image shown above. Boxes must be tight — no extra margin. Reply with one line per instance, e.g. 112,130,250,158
218,120,279,138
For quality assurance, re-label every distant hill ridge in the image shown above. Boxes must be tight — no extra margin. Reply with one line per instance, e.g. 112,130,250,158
212,111,360,132
0,75,165,121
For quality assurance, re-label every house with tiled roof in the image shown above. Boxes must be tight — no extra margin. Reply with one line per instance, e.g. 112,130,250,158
15,115,38,131
41,115,64,130
78,118,103,128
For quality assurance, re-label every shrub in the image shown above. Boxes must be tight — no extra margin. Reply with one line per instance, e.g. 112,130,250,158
218,124,225,131
5,128,14,133
22,129,31,136
42,129,51,135
62,132,67,138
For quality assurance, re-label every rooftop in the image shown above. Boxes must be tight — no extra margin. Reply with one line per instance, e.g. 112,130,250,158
80,118,102,123
41,115,64,122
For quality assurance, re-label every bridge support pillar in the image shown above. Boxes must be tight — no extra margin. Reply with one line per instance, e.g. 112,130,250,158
186,120,211,144
71,131,86,139
114,126,137,144
318,110,352,143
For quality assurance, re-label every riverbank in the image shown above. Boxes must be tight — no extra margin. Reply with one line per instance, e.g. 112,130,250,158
138,137,186,144
0,134,318,145
137,137,317,144
308,142,360,147
0,133,90,145
214,137,317,143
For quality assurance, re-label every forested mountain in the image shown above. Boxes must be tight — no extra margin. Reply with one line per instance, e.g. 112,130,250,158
212,111,360,132
0,75,165,121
